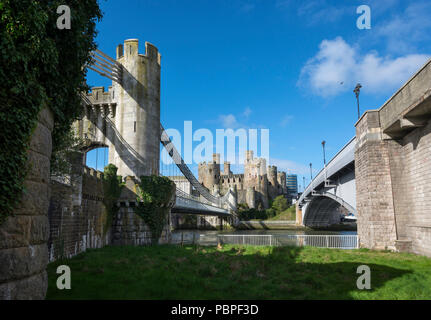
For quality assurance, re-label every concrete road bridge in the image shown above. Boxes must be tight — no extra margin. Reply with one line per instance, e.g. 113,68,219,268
297,138,356,227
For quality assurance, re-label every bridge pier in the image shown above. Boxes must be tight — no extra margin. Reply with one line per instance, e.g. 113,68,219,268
355,111,398,250
355,59,431,256
295,204,303,226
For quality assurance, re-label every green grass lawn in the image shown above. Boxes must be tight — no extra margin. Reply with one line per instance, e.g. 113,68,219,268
46,245,431,300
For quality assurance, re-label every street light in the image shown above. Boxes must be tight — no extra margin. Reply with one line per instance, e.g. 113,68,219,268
309,163,313,181
354,83,362,120
321,140,326,167
303,176,306,192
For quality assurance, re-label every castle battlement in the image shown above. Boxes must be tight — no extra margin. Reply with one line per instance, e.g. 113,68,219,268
86,86,115,105
116,39,161,66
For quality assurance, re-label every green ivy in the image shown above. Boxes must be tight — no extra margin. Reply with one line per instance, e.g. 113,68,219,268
0,0,102,224
102,164,124,235
134,176,176,245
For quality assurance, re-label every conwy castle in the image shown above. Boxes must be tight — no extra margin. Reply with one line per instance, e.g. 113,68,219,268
198,152,288,209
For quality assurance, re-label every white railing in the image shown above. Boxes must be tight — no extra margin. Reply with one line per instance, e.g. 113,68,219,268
216,234,358,249
169,233,359,249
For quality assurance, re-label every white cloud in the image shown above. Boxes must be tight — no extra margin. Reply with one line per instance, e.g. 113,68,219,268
280,114,293,127
371,1,431,54
243,107,252,118
299,37,430,97
218,114,239,128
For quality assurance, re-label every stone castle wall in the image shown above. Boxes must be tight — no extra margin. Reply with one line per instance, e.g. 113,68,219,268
48,167,110,261
0,108,53,300
48,162,172,261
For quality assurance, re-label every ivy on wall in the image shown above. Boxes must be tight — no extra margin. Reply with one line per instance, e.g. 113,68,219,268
134,176,176,245
0,0,102,224
102,164,124,235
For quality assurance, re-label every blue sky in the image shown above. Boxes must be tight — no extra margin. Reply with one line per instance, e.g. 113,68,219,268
86,0,431,191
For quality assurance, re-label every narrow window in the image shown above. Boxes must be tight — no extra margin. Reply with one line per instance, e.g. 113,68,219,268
134,121,136,132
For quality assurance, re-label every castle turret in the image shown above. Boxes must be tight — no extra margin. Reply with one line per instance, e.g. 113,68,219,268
223,161,231,176
277,172,287,194
109,39,161,177
267,165,279,200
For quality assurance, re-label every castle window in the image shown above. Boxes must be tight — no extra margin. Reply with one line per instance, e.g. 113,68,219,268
214,175,217,179
134,121,136,132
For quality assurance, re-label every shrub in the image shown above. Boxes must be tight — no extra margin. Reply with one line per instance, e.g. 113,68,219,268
134,176,176,245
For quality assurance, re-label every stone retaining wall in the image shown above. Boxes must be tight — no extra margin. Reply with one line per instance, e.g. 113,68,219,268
0,108,53,300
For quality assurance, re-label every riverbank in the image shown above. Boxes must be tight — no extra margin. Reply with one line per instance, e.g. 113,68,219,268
234,220,356,231
235,220,307,230
46,245,431,300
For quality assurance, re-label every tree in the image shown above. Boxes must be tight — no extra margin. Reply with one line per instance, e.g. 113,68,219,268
0,0,102,223
271,195,289,214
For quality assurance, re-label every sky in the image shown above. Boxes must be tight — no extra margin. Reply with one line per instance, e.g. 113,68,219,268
85,0,431,191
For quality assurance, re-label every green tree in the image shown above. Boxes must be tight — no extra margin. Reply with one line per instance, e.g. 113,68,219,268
134,176,176,245
0,0,102,223
271,195,289,214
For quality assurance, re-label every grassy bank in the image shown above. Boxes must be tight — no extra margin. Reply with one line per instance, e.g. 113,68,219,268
46,245,431,300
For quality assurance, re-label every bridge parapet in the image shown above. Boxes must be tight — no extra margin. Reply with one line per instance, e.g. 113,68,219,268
375,59,431,139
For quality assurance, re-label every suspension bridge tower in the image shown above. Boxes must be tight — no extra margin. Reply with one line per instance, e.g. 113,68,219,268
109,39,162,177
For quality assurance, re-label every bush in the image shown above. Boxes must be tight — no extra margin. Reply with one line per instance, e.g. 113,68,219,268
134,176,176,244
102,164,124,235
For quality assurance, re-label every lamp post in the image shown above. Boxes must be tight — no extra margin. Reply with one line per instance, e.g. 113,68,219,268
321,140,326,167
354,83,362,120
309,163,313,181
303,176,306,192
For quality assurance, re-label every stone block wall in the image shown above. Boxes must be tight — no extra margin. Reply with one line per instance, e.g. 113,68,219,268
355,111,397,250
111,206,171,245
48,167,109,262
356,110,431,256
0,108,53,300
388,119,431,256
171,213,229,230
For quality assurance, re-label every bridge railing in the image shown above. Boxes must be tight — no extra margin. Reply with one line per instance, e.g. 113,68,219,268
298,137,356,206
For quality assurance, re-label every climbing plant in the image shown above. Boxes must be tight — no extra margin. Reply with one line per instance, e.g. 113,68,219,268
134,175,176,245
0,0,102,224
102,164,124,235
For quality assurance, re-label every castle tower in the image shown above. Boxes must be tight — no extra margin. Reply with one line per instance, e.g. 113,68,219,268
109,39,161,178
199,153,221,192
244,150,269,209
267,165,279,200
223,161,231,176
277,172,287,194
